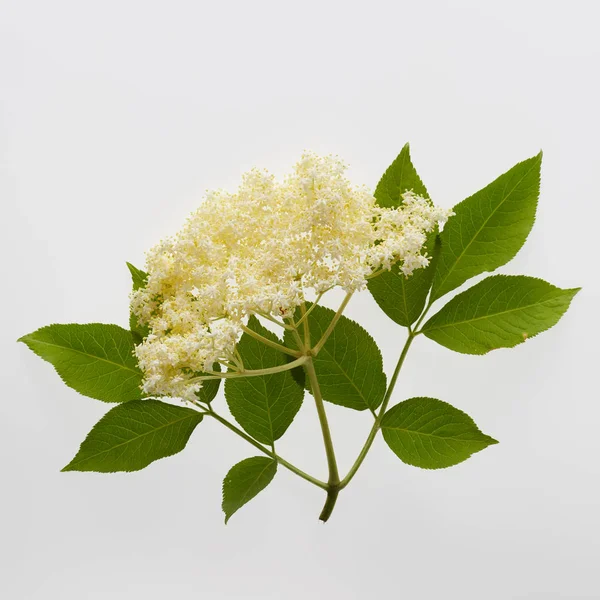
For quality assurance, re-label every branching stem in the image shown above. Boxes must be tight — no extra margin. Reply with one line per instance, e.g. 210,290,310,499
201,290,402,522
339,331,415,489
204,407,328,490
338,298,435,490
312,291,353,355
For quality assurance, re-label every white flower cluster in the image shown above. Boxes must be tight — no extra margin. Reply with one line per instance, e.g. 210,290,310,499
132,152,451,400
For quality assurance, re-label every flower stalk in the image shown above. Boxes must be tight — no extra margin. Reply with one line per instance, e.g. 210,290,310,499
189,355,309,383
312,291,353,355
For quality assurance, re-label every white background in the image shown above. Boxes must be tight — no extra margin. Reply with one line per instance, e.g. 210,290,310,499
2,1,599,598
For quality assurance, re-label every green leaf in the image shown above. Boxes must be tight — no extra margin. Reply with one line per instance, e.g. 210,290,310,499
222,456,277,524
225,317,303,445
381,397,498,469
431,152,542,301
374,143,429,208
368,233,440,326
195,363,221,404
369,145,439,326
126,262,150,342
62,400,203,472
126,262,148,291
284,305,386,411
422,275,580,354
19,323,143,402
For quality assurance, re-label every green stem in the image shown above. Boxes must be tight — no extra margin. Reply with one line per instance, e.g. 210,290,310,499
319,488,339,522
295,292,324,327
241,324,301,357
312,291,353,355
190,355,308,382
205,408,328,490
233,347,245,370
288,319,306,353
218,360,240,372
339,331,415,489
412,296,435,333
338,293,436,490
256,311,295,330
300,302,311,349
305,357,340,521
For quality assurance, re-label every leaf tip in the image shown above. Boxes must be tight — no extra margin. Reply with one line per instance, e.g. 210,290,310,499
562,286,582,306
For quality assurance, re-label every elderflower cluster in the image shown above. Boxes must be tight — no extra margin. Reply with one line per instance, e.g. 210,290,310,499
132,152,451,400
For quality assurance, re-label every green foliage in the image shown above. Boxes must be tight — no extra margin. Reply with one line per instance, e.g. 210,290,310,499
195,363,222,404
18,323,143,403
126,262,148,291
374,143,429,208
431,153,542,301
222,456,277,523
422,275,579,354
18,146,582,523
368,233,440,327
284,305,386,411
225,317,304,445
126,262,150,342
369,145,439,326
381,397,498,469
62,400,203,472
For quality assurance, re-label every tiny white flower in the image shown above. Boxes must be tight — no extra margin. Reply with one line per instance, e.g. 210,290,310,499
131,152,451,399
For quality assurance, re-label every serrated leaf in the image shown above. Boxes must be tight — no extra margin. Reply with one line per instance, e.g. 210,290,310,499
225,317,303,445
284,305,386,411
19,323,143,402
368,233,440,327
431,153,542,301
62,400,203,472
126,262,150,342
422,275,579,354
374,143,429,208
222,456,277,524
381,397,498,469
